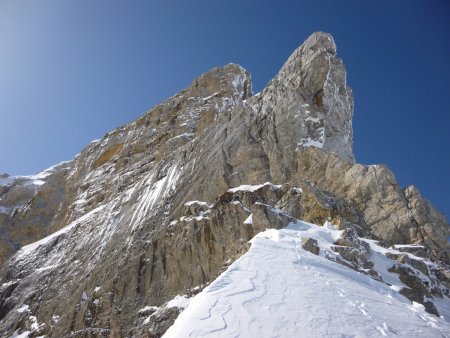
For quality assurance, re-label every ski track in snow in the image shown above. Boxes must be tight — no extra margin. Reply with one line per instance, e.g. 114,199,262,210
164,222,450,338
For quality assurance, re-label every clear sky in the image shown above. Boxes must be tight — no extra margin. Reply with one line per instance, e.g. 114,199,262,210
0,0,449,218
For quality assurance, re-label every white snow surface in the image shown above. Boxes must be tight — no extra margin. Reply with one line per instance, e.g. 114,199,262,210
138,305,159,314
10,330,31,338
228,182,282,193
16,305,29,313
164,221,450,338
184,200,212,208
167,295,190,309
243,214,253,225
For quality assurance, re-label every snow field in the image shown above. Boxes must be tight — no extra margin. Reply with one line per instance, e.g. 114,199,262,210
164,221,450,337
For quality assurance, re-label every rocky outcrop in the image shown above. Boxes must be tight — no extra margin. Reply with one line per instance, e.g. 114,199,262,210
0,32,448,337
301,237,320,255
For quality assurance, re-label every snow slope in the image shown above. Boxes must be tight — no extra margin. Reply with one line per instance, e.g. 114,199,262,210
164,221,450,338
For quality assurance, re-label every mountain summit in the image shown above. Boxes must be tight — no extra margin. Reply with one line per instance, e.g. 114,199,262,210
0,32,449,337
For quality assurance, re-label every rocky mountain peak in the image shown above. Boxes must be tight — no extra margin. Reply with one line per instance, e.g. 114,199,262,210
253,31,354,164
0,32,448,337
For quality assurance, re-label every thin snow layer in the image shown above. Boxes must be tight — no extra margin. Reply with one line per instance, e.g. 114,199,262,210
16,205,105,259
0,160,71,187
0,176,16,186
129,163,180,232
167,295,190,309
184,200,212,208
243,214,253,225
164,222,450,338
298,127,325,149
0,206,10,214
16,305,29,313
228,182,282,193
10,330,31,338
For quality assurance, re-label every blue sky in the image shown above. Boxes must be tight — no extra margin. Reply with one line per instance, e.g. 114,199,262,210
0,0,449,218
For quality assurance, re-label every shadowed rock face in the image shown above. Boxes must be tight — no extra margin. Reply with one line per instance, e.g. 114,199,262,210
0,32,448,337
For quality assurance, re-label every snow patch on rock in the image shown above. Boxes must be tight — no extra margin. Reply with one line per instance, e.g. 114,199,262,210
228,182,282,193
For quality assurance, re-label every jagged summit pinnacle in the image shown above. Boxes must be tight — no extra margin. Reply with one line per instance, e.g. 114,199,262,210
303,31,337,54
252,31,354,164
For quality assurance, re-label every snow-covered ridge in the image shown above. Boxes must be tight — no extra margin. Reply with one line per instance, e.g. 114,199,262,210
0,160,72,187
164,220,450,337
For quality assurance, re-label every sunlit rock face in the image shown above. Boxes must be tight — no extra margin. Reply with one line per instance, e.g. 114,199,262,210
0,32,448,337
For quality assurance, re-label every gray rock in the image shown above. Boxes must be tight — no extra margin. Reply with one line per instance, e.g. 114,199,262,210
301,237,320,255
331,245,369,266
147,307,182,338
250,202,295,233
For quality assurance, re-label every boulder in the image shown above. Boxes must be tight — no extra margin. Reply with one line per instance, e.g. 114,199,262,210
301,237,320,255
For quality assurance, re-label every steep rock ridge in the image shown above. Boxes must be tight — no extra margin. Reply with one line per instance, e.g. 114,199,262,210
0,64,252,265
0,32,448,337
0,64,255,337
293,147,450,262
0,163,72,266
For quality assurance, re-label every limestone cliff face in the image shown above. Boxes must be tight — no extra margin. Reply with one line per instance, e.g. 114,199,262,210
0,32,448,337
